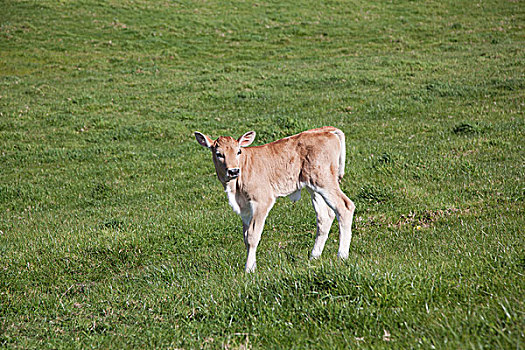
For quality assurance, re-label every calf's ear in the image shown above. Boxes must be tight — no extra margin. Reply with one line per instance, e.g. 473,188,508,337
238,131,256,147
195,132,213,148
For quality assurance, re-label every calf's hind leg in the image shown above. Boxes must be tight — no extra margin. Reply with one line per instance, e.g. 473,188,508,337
308,189,336,259
315,186,355,260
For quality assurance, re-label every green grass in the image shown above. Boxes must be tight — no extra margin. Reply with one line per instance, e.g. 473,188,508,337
1,0,523,348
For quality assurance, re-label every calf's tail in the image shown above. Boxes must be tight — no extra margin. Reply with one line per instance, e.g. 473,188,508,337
331,128,346,182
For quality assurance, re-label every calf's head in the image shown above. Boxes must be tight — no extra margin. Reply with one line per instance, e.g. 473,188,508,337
195,131,256,183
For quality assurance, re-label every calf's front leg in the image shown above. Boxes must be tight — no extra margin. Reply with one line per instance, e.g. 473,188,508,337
243,200,273,273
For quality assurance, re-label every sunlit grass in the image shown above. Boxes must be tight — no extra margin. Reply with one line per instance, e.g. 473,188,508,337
1,0,523,348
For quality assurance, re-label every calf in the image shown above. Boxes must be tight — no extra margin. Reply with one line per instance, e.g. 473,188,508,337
194,127,355,272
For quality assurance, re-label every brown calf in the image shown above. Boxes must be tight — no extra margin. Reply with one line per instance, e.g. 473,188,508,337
195,127,355,272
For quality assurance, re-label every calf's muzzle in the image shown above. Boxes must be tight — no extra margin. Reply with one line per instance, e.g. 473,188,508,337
227,168,240,178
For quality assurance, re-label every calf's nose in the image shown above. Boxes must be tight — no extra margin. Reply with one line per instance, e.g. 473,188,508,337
227,168,240,177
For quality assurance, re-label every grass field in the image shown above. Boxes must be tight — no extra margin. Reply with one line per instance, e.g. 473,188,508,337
1,0,524,348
